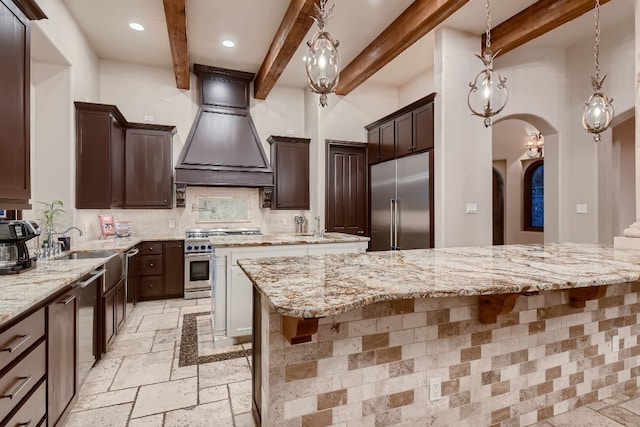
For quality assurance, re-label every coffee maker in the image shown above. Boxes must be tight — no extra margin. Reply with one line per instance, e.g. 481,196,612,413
0,220,41,274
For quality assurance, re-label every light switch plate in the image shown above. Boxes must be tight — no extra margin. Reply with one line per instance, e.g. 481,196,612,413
576,204,588,214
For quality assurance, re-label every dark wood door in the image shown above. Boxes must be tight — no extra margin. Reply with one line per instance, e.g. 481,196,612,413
492,168,505,245
75,108,111,209
367,128,380,164
413,102,434,152
47,291,78,427
115,278,126,329
379,121,395,162
110,117,125,207
125,128,173,208
394,112,413,157
163,241,184,297
103,288,115,350
0,0,30,208
326,141,367,236
269,136,310,210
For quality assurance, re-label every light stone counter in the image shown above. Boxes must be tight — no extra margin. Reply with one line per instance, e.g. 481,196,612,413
70,235,184,253
238,242,640,318
208,232,369,248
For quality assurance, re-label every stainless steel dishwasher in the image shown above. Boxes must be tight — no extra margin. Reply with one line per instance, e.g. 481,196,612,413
76,268,106,387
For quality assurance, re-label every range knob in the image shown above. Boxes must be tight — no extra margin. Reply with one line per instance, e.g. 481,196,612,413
200,245,207,250
207,245,212,250
187,245,193,251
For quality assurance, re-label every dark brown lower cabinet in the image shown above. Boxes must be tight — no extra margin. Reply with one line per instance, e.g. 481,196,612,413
102,277,125,353
137,241,184,301
47,290,78,427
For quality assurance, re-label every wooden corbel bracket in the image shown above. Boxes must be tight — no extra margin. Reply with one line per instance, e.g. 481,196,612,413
478,294,520,324
568,285,608,308
282,316,319,344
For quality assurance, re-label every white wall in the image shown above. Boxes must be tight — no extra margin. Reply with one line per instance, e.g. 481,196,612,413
399,68,434,107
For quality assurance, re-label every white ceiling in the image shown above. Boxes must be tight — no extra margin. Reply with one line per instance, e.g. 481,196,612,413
60,0,634,90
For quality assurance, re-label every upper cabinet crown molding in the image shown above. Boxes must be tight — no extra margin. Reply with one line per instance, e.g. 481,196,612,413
11,0,46,20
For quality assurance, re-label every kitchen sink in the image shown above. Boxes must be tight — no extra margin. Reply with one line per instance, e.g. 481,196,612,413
63,250,119,260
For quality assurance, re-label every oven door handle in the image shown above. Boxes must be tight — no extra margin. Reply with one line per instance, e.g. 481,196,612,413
184,253,211,258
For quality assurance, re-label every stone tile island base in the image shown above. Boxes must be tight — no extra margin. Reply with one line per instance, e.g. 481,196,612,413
253,283,640,426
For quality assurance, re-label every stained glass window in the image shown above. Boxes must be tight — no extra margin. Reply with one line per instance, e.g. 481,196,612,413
524,161,544,231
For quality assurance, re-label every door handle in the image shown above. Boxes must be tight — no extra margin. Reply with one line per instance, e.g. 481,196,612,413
389,199,394,249
78,269,106,289
356,230,364,235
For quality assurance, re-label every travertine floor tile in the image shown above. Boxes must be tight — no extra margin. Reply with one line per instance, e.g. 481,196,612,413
198,357,251,389
619,397,640,415
547,406,625,426
111,350,173,390
84,357,122,383
164,400,234,427
71,387,137,412
64,403,132,427
154,328,181,344
137,312,180,332
165,298,199,308
131,377,198,418
151,341,175,352
199,384,229,404
105,337,154,358
599,405,640,426
128,413,164,427
78,379,112,396
171,357,198,380
234,411,258,427
113,330,155,342
229,379,252,414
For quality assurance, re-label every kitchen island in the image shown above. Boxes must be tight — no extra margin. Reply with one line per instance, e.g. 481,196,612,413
209,232,369,348
238,243,640,426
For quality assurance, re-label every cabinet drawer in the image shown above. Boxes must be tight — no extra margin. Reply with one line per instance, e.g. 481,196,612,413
138,255,163,276
138,276,164,299
3,378,45,427
0,341,45,420
138,242,162,255
0,309,44,373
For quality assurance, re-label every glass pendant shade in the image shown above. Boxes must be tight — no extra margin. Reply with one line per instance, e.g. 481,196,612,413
306,31,340,107
582,78,614,143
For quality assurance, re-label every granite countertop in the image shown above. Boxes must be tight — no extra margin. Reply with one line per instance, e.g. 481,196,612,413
209,232,369,248
0,256,112,327
71,235,184,252
238,243,640,318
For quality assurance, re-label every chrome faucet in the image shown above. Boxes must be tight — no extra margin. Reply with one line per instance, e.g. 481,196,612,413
46,226,84,254
56,226,84,237
314,216,325,237
293,214,306,235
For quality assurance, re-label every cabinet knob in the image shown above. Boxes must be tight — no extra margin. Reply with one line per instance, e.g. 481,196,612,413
150,263,154,267
164,200,168,204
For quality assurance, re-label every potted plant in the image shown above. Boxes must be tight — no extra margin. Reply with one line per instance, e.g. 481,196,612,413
38,200,65,245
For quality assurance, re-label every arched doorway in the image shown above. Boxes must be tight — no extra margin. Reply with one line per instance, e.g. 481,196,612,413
493,168,504,245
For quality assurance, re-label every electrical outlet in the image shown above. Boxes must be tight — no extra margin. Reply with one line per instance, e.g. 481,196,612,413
612,335,620,352
282,218,288,226
168,220,176,229
429,377,441,401
465,203,478,214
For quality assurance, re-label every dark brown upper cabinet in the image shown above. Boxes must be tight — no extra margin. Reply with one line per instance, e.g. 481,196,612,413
268,136,310,210
365,93,436,165
0,0,46,210
75,102,176,209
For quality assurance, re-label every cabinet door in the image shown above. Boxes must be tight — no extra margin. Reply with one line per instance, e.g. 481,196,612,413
379,121,395,162
230,266,253,337
163,241,184,298
271,138,310,210
47,291,78,427
125,128,173,208
0,0,30,207
367,127,380,164
413,102,434,152
75,108,112,209
394,112,413,157
103,288,115,351
138,276,164,299
115,279,126,330
110,117,125,207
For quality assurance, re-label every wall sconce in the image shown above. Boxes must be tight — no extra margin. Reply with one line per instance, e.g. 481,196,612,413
526,133,544,158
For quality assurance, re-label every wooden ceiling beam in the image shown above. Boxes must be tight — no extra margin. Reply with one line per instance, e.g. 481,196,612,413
487,0,611,58
335,0,468,96
254,0,317,100
163,0,190,90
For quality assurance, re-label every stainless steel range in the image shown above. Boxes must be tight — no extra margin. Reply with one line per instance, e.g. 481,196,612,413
183,227,261,299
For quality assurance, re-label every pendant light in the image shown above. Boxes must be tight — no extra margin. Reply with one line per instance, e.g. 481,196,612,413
305,0,340,107
467,0,508,128
582,0,614,143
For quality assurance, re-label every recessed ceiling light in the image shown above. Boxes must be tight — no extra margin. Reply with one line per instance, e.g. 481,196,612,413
222,40,236,48
129,22,145,31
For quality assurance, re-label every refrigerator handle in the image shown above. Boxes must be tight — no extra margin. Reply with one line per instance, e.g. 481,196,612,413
394,198,399,250
390,199,395,249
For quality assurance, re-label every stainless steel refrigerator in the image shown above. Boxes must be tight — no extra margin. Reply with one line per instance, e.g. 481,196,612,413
370,151,432,251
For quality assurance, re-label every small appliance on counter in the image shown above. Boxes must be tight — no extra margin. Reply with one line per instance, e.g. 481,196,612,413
0,220,41,274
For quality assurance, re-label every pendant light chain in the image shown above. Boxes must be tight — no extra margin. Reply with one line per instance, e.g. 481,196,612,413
594,0,601,79
484,0,491,51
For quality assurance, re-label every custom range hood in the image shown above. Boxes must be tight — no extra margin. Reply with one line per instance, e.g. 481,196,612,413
175,64,273,189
